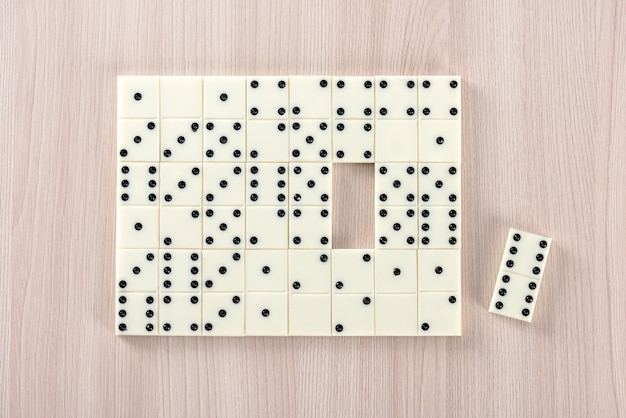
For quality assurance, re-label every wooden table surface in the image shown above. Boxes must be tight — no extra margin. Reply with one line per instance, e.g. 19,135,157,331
2,0,625,417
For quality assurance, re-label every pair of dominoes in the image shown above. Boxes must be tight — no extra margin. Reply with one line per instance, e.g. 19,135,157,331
374,163,460,249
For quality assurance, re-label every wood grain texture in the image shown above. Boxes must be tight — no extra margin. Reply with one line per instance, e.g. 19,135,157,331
4,0,626,417
333,163,375,249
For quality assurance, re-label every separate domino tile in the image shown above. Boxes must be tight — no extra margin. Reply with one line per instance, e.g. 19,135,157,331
289,207,332,249
116,249,159,291
289,294,331,336
289,163,332,205
203,76,246,119
374,76,418,119
246,163,288,206
331,250,374,293
202,250,244,292
246,76,289,119
202,293,245,336
375,294,418,336
419,120,461,162
417,249,461,291
289,120,331,161
289,250,331,293
332,294,375,336
203,162,245,205
418,163,461,206
375,120,418,162
289,76,331,119
489,272,542,322
159,207,202,249
418,76,461,119
497,229,552,279
246,207,288,248
117,119,160,161
159,293,202,336
117,206,159,248
375,163,418,206
116,293,158,335
117,76,159,118
418,292,461,336
374,250,417,293
331,76,375,119
160,163,202,206
419,206,461,249
245,292,288,336
117,163,159,205
160,119,202,162
160,76,202,118
247,120,289,162
489,229,552,322
159,250,201,292
245,250,288,292
375,207,417,248
332,120,374,162
203,207,245,249
203,120,246,162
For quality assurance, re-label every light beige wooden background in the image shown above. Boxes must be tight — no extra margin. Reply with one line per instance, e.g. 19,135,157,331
2,0,625,417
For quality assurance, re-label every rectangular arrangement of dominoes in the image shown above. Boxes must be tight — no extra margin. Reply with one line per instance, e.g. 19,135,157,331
116,75,461,336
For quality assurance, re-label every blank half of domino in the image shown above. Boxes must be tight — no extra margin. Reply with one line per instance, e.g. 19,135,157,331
489,228,552,322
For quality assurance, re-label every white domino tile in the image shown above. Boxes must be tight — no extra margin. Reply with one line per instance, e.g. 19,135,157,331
331,76,375,119
289,294,332,336
332,120,375,162
158,249,201,292
246,120,289,162
203,120,246,162
116,293,158,335
116,75,462,336
202,292,245,336
203,76,246,119
375,120,418,162
331,250,374,294
376,293,418,336
117,163,159,205
417,76,461,120
289,250,331,293
159,207,202,249
489,229,552,322
116,249,159,291
159,293,202,336
289,119,331,161
117,119,160,161
375,250,418,293
332,293,375,336
160,76,203,118
375,206,418,248
245,292,288,336
289,76,332,119
117,76,159,118
245,249,288,292
374,76,418,119
202,250,245,292
418,292,461,336
116,206,159,249
160,118,203,162
160,163,202,206
419,120,461,162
